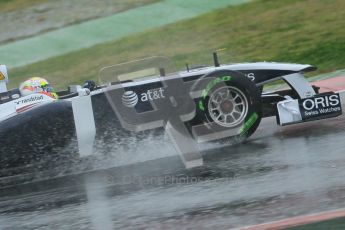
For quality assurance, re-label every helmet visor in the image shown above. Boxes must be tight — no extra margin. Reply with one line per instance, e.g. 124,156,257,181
41,83,54,92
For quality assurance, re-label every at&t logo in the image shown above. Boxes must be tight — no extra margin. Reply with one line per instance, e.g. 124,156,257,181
122,88,165,107
122,91,138,107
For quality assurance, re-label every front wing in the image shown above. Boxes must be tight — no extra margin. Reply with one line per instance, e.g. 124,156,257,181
277,92,343,126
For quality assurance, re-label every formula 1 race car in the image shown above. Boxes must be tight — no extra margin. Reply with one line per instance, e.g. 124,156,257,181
0,54,343,173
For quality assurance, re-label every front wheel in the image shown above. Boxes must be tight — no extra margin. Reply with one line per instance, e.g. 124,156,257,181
188,70,262,144
206,85,249,128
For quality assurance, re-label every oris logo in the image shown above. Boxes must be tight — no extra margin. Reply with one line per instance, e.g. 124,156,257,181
122,91,138,107
302,94,340,111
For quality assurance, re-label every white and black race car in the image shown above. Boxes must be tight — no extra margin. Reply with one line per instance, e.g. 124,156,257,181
0,54,343,172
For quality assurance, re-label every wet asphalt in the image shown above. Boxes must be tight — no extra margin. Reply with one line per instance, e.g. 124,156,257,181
0,113,345,229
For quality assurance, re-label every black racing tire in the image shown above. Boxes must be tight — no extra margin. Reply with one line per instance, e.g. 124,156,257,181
188,70,262,144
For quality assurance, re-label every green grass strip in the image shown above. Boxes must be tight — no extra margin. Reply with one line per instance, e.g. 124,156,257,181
0,0,250,68
7,0,345,90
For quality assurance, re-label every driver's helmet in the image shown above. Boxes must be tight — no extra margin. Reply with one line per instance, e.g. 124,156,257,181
19,77,58,99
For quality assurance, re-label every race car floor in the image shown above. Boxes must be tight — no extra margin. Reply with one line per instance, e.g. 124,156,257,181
0,80,344,229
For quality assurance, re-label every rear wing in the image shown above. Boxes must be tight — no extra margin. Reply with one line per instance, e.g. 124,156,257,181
0,65,22,105
0,65,8,93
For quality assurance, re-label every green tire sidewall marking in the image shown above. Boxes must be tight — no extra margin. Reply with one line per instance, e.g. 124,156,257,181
199,100,205,111
239,112,258,136
198,75,232,111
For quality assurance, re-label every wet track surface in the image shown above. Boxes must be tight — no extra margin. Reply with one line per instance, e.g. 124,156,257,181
1,114,345,229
